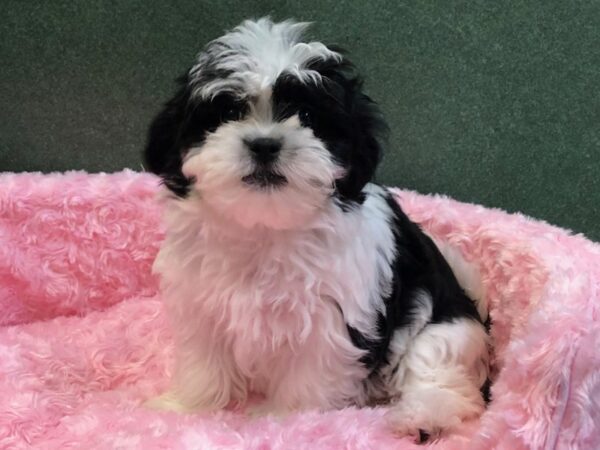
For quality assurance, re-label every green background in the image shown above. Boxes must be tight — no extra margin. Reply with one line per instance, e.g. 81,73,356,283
1,1,598,240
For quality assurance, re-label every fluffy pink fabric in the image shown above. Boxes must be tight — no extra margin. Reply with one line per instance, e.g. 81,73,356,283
0,171,598,449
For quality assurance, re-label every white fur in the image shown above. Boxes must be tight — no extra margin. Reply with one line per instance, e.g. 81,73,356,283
182,114,343,230
151,184,397,412
387,318,489,435
190,18,341,100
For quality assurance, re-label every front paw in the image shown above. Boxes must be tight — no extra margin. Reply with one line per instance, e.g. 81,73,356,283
386,408,443,444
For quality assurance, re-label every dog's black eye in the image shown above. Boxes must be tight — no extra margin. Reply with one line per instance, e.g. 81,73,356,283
221,103,246,122
298,108,312,127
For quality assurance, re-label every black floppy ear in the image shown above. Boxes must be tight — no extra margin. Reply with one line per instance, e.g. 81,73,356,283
312,50,388,204
336,77,388,203
144,78,192,196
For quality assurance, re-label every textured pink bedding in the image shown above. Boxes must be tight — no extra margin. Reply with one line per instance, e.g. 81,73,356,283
1,171,598,449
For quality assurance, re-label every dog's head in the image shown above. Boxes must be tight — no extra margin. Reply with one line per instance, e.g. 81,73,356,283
145,18,386,229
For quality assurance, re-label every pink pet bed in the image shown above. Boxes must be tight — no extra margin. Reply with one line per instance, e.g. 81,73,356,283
1,171,598,449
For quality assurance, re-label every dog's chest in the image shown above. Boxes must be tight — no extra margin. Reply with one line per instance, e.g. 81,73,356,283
165,228,360,326
156,191,396,372
197,231,347,343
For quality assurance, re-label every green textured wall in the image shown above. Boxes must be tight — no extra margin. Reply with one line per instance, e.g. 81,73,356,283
1,1,598,240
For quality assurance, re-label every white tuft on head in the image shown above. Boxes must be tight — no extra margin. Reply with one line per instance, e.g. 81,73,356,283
190,17,342,99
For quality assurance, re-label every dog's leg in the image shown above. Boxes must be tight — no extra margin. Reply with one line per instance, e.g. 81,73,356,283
386,318,489,440
146,329,245,413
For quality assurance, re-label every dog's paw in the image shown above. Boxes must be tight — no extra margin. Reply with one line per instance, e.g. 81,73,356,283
386,407,443,444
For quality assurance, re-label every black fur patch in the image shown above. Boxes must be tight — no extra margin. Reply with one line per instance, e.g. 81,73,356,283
144,79,193,196
272,57,387,206
143,73,249,197
347,190,482,375
481,377,492,404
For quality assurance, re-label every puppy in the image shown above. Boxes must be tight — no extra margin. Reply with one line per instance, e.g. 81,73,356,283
144,18,489,439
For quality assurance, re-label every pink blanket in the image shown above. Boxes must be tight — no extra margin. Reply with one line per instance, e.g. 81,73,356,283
1,171,598,449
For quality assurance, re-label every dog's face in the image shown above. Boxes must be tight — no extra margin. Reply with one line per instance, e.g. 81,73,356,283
145,18,385,229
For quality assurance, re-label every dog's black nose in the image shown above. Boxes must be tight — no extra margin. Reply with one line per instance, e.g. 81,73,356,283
245,137,282,164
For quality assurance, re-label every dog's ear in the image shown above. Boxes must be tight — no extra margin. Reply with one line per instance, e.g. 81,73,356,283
311,51,388,204
144,78,192,196
336,78,387,203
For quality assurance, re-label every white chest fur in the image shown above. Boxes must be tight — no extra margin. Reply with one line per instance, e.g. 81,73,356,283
154,184,396,405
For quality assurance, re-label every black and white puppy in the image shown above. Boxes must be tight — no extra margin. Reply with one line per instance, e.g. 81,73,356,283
144,18,489,438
